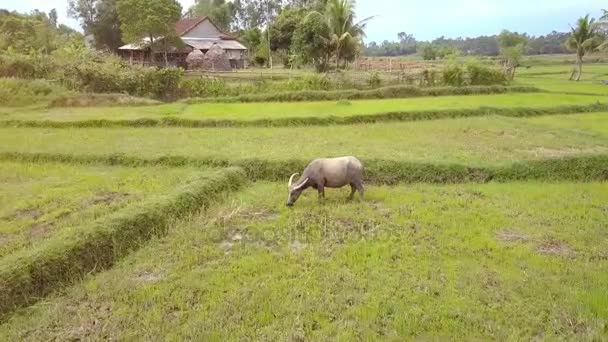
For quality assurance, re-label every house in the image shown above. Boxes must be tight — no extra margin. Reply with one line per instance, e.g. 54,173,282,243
118,17,248,70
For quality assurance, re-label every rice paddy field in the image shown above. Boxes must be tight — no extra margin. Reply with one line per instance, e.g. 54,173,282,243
0,60,607,340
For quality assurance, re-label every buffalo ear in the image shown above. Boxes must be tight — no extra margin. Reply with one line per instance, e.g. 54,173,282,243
293,177,309,190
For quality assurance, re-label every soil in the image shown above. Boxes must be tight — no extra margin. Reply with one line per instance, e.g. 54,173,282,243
88,192,130,206
537,239,576,257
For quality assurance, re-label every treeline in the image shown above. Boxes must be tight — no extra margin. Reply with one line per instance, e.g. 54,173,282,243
0,9,84,54
365,31,571,57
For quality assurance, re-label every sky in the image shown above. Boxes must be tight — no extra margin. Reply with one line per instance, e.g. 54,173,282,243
1,0,604,42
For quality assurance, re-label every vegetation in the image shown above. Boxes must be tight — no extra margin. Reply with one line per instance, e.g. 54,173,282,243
68,0,124,51
0,182,606,339
0,162,202,258
115,0,183,66
1,3,608,339
565,15,603,81
365,31,571,57
1,113,607,167
0,9,83,54
0,167,245,318
497,30,528,79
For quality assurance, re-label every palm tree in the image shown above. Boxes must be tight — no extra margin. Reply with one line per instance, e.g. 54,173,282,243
307,0,373,69
566,15,603,81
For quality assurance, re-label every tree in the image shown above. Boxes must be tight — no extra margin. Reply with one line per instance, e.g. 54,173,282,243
421,44,437,60
116,0,182,66
68,0,124,50
0,10,83,54
269,8,304,65
189,0,235,32
306,0,372,68
292,12,331,71
497,30,527,79
566,15,603,81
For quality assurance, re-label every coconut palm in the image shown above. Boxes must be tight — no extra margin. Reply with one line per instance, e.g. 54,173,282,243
306,0,373,69
566,15,603,81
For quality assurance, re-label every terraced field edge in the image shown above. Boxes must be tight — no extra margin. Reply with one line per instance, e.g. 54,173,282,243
181,85,542,103
1,152,607,184
0,167,246,320
2,103,607,129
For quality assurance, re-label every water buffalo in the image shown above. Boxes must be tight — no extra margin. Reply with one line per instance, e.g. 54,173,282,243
286,156,364,207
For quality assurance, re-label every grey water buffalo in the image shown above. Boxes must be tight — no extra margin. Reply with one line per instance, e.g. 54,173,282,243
286,156,364,207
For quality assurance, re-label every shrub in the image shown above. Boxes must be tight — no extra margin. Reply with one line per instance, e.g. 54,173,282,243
442,63,466,86
420,69,439,86
0,78,69,106
0,53,56,79
467,61,508,85
285,74,332,91
180,77,232,98
367,72,382,87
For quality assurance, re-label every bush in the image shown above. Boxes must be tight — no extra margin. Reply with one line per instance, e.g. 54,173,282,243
442,63,466,86
0,78,69,106
367,72,382,87
180,78,232,98
284,74,332,91
1,51,187,101
0,53,56,79
467,62,508,85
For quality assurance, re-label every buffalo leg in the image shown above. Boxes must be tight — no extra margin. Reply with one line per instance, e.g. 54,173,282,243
318,184,325,201
354,181,364,200
348,184,356,200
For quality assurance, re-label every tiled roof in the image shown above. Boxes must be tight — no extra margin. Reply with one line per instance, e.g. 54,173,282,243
175,17,208,36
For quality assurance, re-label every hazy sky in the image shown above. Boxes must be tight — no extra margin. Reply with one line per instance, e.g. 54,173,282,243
1,0,604,42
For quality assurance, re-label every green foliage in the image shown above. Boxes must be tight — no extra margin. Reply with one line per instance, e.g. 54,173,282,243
180,78,231,98
466,61,508,85
68,0,124,50
181,85,538,103
0,10,84,54
0,50,187,100
0,167,246,318
498,30,528,79
190,0,235,31
0,78,69,106
441,63,466,87
421,44,438,60
566,15,604,81
116,0,182,60
367,71,382,87
269,9,305,52
292,13,332,71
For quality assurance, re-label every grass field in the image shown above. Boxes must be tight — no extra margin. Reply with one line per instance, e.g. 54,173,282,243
1,182,606,340
0,162,201,258
0,114,607,167
0,93,605,122
0,59,607,339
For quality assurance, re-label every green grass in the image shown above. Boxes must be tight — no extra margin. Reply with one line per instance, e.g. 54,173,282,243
0,162,202,258
517,77,608,95
0,167,246,318
1,182,606,340
0,93,604,122
0,114,606,168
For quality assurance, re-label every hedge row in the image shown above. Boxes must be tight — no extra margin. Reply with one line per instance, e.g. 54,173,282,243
181,85,541,103
3,103,607,129
0,167,246,319
1,152,606,184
